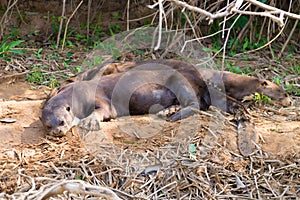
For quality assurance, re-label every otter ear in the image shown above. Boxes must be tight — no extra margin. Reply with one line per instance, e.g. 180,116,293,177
260,80,268,87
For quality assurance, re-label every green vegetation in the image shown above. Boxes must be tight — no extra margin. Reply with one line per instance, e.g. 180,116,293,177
189,144,197,160
285,81,300,96
0,4,298,95
46,15,106,49
26,65,60,88
226,63,244,74
253,92,273,105
0,39,24,61
33,48,43,59
208,16,271,57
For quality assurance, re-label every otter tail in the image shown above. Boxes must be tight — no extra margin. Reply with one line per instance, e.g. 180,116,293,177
227,98,258,156
237,119,258,156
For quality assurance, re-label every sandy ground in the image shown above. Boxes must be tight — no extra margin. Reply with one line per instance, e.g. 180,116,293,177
0,80,299,158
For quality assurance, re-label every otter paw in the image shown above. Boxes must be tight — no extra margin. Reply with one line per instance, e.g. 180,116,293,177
78,114,101,131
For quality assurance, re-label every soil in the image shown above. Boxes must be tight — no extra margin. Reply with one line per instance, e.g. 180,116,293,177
0,0,299,197
1,76,299,158
0,69,299,198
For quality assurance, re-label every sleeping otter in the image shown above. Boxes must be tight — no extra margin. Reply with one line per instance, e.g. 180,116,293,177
41,68,211,136
42,59,291,136
73,59,292,107
42,59,291,156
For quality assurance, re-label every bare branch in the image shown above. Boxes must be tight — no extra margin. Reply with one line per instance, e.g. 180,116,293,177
36,180,121,200
168,0,300,27
245,0,300,20
169,0,235,24
232,8,284,26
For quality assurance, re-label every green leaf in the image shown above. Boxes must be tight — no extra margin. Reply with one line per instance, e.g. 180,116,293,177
202,47,212,52
189,144,197,160
242,38,249,51
0,41,7,51
189,144,196,153
7,40,24,49
9,49,24,55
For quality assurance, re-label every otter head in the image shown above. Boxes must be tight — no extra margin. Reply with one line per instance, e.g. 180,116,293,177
41,103,77,136
257,80,292,107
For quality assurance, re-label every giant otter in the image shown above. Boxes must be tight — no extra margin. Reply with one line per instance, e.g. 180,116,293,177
73,59,292,107
41,68,212,136
41,59,291,156
42,59,291,135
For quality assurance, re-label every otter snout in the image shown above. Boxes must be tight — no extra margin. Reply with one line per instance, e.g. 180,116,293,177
49,126,69,136
41,116,72,136
281,96,292,107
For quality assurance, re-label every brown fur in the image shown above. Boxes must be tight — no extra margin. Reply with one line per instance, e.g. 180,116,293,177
41,68,210,136
41,59,291,136
73,59,291,107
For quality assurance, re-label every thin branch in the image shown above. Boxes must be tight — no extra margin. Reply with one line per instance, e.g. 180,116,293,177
61,0,83,50
232,9,284,26
127,0,130,31
0,0,18,38
87,0,92,39
56,0,66,49
234,20,287,57
154,0,164,50
169,0,234,24
279,19,298,58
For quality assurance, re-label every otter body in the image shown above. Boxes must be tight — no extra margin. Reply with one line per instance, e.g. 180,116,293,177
42,59,291,136
74,59,291,107
41,68,210,136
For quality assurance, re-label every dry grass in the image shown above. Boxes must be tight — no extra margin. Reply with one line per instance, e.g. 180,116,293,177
0,1,300,199
1,115,299,199
0,39,300,200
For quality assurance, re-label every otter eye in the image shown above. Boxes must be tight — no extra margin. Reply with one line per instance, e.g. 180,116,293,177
66,107,71,112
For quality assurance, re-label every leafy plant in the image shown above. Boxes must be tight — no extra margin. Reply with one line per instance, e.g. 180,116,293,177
112,12,120,19
109,24,122,35
75,66,82,73
189,144,197,160
34,48,43,59
285,81,300,96
63,52,73,68
227,63,243,74
291,64,300,74
0,40,24,60
274,77,281,86
253,92,272,105
11,28,20,38
26,65,60,88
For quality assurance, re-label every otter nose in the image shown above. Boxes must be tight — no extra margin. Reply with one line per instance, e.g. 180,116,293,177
282,97,292,107
49,118,65,127
50,128,66,136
